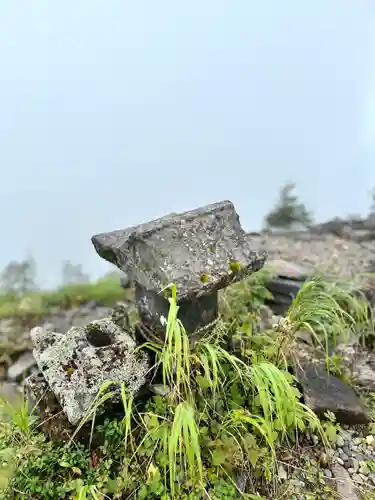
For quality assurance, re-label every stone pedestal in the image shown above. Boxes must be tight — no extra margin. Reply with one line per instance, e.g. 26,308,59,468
92,200,267,337
135,283,218,335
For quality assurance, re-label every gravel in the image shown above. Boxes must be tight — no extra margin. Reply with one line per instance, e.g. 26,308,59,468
275,424,375,499
249,232,375,279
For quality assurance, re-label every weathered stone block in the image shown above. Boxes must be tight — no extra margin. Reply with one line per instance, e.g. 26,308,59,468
29,317,150,426
92,200,266,333
266,259,310,281
296,362,368,425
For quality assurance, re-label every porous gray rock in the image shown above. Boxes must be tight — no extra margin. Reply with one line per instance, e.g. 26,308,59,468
24,371,87,441
29,316,150,425
92,200,266,334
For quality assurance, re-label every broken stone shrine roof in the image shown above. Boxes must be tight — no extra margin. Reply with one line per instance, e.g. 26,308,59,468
91,200,267,302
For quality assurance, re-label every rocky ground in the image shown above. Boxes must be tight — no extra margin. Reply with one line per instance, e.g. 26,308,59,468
257,305,375,499
4,299,375,498
244,220,375,499
2,217,375,499
250,230,375,279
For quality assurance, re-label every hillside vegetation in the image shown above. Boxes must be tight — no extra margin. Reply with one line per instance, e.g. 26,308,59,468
0,277,128,320
0,269,374,500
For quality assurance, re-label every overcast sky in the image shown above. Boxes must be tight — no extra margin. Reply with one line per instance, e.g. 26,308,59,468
0,1,375,287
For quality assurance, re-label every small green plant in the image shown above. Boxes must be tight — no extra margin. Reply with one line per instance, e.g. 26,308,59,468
325,353,350,382
269,275,370,371
321,411,340,444
220,267,275,321
73,484,102,500
0,393,37,439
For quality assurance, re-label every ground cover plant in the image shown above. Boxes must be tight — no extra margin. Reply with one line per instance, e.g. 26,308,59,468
0,270,373,499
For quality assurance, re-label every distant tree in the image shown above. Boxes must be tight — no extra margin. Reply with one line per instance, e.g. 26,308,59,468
264,182,313,230
0,257,37,295
61,261,89,286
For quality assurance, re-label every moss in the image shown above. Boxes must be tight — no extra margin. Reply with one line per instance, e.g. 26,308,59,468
200,273,209,283
228,261,241,273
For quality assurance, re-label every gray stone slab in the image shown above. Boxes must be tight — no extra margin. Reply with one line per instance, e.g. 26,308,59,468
266,259,310,281
91,200,267,302
266,278,303,297
296,362,369,425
